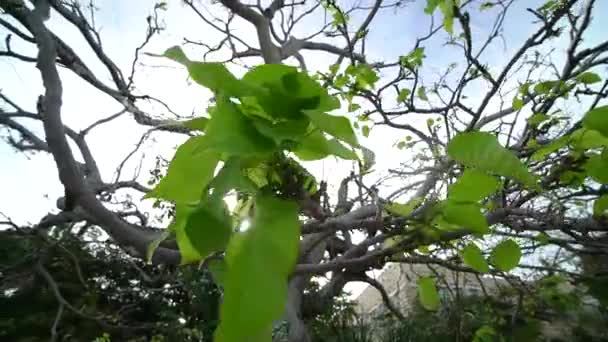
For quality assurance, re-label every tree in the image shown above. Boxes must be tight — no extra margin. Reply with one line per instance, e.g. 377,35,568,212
1,0,607,341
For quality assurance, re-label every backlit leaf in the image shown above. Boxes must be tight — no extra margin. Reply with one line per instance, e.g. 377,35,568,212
461,243,490,273
418,86,429,101
576,72,601,84
582,106,608,138
593,195,608,217
441,202,489,234
304,110,358,147
386,198,423,217
512,97,524,110
202,97,277,156
397,88,411,103
215,195,300,342
417,276,440,311
584,153,608,184
184,198,232,261
490,239,521,272
362,125,370,137
447,131,537,188
448,169,501,203
145,136,219,203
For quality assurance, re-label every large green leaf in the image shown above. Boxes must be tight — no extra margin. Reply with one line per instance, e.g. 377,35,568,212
242,65,339,117
293,130,357,160
304,110,358,147
417,276,440,311
448,169,501,203
327,139,358,160
215,195,300,342
447,131,537,187
170,204,202,264
386,198,423,217
441,202,489,234
490,239,521,272
201,97,277,156
184,198,232,261
461,243,490,273
576,72,601,84
594,195,608,217
570,128,608,150
145,136,219,203
584,152,608,184
438,0,456,33
207,258,227,287
252,116,311,145
207,158,259,201
163,46,252,97
582,106,608,138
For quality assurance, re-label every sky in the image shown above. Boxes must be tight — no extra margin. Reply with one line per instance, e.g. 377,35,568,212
1,0,607,295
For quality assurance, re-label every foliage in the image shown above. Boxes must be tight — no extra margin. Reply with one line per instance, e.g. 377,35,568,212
0,227,222,342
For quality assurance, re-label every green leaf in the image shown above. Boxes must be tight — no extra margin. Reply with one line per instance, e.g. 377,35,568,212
417,276,440,311
215,195,300,342
243,65,338,117
400,48,426,68
584,153,608,184
353,64,379,89
163,46,189,65
304,110,358,147
473,325,498,342
202,97,277,156
490,239,521,272
531,135,569,161
439,0,456,33
512,97,524,110
441,202,489,234
207,158,258,201
361,145,376,172
362,125,370,138
447,131,537,188
184,198,232,261
163,47,253,97
397,88,411,103
294,130,357,160
252,116,310,145
480,2,495,10
461,243,490,273
570,128,608,150
448,169,501,203
182,117,209,131
327,139,358,160
418,86,429,101
171,204,203,264
386,198,423,217
527,113,549,127
188,63,251,97
594,195,608,217
534,80,558,94
329,63,340,74
348,103,361,112
146,229,171,264
576,72,601,84
293,130,332,160
424,0,442,14
145,136,219,203
582,106,608,138
207,258,227,287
